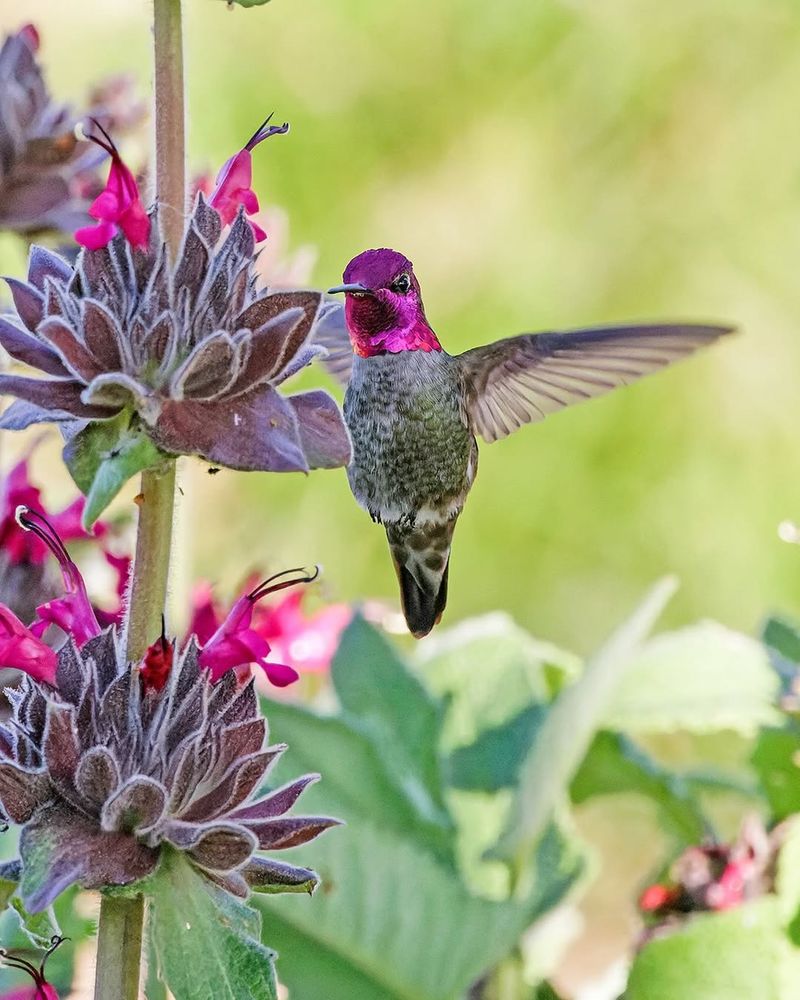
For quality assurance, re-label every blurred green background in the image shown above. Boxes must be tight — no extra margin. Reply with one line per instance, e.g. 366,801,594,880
0,0,797,654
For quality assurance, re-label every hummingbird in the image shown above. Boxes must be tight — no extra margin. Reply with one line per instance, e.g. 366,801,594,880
325,248,732,639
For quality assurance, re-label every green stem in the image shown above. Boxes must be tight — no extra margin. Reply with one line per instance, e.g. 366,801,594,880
153,0,186,260
126,461,178,661
93,895,145,1000
93,1,186,996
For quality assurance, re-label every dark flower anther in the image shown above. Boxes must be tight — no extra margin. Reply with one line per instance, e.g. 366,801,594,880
0,192,352,516
0,933,64,999
73,118,149,250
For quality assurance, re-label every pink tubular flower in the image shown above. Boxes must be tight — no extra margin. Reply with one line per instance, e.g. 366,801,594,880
74,119,149,250
198,568,318,688
208,113,289,243
16,507,100,646
0,605,57,685
0,934,63,999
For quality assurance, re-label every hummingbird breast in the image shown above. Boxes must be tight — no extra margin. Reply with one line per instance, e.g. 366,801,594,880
343,350,477,527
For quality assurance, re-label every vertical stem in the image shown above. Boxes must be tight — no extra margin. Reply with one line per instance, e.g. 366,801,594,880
94,2,186,997
94,896,145,1000
153,0,186,260
126,461,178,662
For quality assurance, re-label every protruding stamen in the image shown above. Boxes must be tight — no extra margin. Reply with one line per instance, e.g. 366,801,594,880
17,505,81,591
248,565,320,603
245,112,290,152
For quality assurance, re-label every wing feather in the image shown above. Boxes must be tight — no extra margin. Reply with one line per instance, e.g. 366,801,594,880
459,322,732,443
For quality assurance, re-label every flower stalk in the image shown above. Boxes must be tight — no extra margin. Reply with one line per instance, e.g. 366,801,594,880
95,0,185,995
153,0,186,260
94,895,145,1000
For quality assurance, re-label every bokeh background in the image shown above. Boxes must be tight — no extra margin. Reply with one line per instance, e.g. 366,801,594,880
0,0,796,653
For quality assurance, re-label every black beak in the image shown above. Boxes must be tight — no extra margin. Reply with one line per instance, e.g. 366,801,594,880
327,282,374,296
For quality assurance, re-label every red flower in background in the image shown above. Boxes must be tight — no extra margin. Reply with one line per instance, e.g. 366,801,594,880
0,456,97,568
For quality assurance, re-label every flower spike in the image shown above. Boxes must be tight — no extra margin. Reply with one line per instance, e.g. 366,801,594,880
0,933,65,999
74,118,150,250
16,505,101,646
209,113,289,242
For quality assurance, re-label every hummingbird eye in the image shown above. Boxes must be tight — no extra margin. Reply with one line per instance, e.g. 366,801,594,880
391,273,411,294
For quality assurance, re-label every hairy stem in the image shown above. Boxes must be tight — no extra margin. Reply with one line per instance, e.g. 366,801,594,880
153,0,186,259
93,895,145,1000
126,461,178,661
94,1,185,997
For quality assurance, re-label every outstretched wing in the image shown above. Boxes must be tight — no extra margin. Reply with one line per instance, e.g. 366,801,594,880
310,300,355,385
459,322,733,443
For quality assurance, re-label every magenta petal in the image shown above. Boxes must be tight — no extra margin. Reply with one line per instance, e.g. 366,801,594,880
0,606,57,684
250,218,268,243
34,592,101,648
75,220,118,250
240,188,259,215
261,660,299,688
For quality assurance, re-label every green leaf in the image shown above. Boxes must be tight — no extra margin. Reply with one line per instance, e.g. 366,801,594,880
9,893,59,947
63,411,167,528
223,0,272,6
418,613,579,754
148,849,277,1000
257,819,582,1000
626,898,792,1000
490,578,677,880
763,616,800,666
751,723,800,821
331,615,450,829
571,731,707,843
262,698,455,865
606,621,779,735
448,705,547,792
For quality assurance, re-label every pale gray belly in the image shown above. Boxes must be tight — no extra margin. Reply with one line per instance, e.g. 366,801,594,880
344,354,476,525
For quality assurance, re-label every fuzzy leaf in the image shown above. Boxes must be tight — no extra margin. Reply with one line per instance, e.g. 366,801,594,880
257,819,581,1000
751,723,800,821
9,894,60,948
571,731,708,843
490,578,677,879
418,613,579,754
149,849,277,1000
262,698,456,865
63,410,167,527
331,615,451,831
606,621,779,735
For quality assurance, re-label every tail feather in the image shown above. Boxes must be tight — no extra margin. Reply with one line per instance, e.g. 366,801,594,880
386,519,455,639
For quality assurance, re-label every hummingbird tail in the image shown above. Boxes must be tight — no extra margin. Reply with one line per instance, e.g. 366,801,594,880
386,520,454,639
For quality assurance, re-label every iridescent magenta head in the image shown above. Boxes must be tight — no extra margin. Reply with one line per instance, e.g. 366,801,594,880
329,248,441,357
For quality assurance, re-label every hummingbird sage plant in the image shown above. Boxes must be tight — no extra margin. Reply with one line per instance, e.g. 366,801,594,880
0,1,350,996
